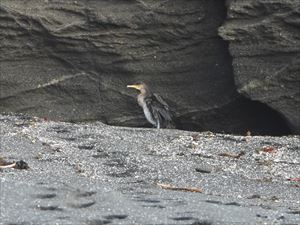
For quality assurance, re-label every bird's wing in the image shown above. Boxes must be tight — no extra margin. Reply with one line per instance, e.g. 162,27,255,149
153,93,176,120
145,94,174,124
153,93,169,109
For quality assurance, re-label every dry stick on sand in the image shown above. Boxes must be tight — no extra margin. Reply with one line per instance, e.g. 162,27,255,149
156,183,203,193
0,162,16,169
218,151,245,159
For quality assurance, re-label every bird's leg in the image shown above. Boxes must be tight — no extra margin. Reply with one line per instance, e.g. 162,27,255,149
157,121,160,129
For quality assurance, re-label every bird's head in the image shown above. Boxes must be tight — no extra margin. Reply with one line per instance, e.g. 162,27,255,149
127,82,148,93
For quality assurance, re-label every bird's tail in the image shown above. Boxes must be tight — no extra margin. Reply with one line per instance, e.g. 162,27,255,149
165,110,177,129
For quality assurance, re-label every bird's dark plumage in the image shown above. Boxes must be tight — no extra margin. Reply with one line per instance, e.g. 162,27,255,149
127,82,175,129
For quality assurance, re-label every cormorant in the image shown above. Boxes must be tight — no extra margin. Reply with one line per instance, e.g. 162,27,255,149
127,82,175,129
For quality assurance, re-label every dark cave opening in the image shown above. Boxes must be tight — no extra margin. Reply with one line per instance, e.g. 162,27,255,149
174,0,290,136
176,96,292,136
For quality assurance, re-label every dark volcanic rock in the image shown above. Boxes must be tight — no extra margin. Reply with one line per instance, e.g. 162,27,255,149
0,0,293,134
219,0,300,133
0,0,230,124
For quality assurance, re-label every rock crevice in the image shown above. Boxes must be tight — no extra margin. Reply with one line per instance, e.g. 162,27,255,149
219,0,300,133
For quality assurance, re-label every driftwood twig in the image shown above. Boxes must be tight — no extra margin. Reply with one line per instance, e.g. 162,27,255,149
218,151,245,159
156,183,203,193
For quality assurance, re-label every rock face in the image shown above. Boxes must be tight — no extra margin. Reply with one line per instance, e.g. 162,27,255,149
219,0,300,133
0,0,295,134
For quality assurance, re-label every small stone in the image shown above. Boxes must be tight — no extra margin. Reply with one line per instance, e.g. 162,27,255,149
195,167,212,174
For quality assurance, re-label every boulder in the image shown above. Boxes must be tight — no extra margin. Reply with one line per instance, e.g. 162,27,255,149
219,0,300,133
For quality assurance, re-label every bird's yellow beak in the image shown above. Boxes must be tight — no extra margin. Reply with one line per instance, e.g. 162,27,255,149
127,84,141,90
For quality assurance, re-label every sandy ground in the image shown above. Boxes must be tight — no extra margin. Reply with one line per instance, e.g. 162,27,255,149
0,114,299,225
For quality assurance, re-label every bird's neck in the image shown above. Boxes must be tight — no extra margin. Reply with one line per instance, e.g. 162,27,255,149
138,93,147,107
137,88,152,107
140,87,152,96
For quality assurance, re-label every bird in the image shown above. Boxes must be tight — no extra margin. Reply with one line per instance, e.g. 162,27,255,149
127,82,175,129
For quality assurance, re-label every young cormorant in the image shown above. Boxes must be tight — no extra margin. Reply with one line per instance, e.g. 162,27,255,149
127,82,175,129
